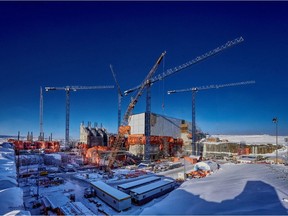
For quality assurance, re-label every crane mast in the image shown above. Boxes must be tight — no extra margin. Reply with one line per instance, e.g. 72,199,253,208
168,80,255,155
107,52,166,169
39,86,44,141
110,65,123,130
122,51,166,125
45,85,114,148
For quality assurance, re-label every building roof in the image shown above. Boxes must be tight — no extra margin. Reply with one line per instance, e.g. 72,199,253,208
44,193,70,209
130,179,174,195
90,180,131,201
60,202,94,215
118,176,161,190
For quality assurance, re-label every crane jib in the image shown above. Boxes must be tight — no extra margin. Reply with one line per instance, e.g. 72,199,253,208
124,36,244,95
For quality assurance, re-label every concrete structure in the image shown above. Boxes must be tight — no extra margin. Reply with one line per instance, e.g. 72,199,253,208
80,122,108,147
202,137,280,159
90,180,131,212
128,113,203,158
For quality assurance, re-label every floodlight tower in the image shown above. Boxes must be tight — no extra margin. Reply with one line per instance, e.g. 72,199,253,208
272,117,278,164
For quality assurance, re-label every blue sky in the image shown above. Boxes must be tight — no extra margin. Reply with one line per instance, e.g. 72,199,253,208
0,1,287,139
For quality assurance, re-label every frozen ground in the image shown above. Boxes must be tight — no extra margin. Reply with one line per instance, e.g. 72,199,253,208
140,163,288,215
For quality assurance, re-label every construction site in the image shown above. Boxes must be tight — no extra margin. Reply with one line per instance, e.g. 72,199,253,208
1,36,287,215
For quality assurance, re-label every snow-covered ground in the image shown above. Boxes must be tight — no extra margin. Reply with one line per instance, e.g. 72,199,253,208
140,163,288,215
2,136,288,215
0,142,26,215
212,134,288,145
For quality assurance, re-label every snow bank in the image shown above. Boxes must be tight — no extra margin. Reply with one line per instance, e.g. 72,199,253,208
0,187,24,215
141,163,288,215
0,144,26,215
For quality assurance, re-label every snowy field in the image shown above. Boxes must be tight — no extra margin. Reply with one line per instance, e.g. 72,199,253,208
212,134,288,145
140,163,288,215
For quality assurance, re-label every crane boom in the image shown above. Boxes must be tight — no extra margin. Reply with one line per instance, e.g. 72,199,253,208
107,51,166,170
45,85,114,148
124,37,244,95
167,80,255,94
122,51,166,125
110,65,123,130
45,86,114,91
110,65,123,97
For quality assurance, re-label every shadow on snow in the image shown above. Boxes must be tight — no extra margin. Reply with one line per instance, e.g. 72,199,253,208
141,180,287,215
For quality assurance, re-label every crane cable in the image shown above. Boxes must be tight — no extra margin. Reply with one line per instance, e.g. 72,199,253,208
161,55,166,114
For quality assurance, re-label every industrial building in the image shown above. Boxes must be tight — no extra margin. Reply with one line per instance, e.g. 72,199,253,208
79,113,205,163
80,122,109,147
128,112,204,159
202,138,280,159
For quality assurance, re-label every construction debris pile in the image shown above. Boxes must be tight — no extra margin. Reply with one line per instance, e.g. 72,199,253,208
187,160,219,179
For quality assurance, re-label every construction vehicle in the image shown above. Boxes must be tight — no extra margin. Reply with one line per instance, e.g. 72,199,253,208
107,37,244,175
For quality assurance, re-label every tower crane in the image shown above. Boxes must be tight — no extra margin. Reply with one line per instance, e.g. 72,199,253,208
39,86,44,141
167,80,255,156
123,37,244,161
45,85,114,148
107,51,166,170
110,65,123,130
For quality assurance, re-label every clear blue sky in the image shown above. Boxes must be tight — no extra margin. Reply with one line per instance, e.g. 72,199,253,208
0,1,287,139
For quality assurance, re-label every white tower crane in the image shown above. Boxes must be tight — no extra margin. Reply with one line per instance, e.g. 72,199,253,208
168,80,255,156
45,85,114,148
123,37,244,161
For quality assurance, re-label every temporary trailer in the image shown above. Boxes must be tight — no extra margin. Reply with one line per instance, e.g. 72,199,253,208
117,176,161,194
130,179,175,205
90,181,131,212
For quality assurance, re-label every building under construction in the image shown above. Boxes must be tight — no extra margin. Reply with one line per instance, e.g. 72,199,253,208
79,122,109,147
79,113,206,164
127,112,205,160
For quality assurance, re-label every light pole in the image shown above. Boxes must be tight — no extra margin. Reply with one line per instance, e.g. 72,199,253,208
272,117,278,164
